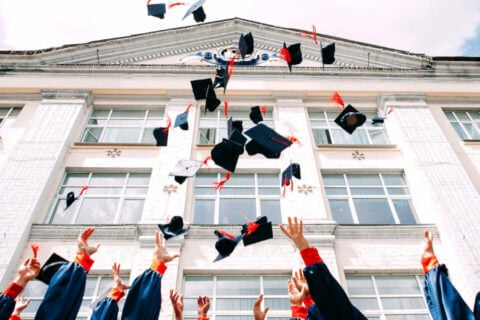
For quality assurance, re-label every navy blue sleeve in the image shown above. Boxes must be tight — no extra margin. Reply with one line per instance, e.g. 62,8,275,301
90,296,119,320
474,292,480,320
303,262,367,320
34,262,87,320
423,264,475,320
121,269,161,320
0,293,15,320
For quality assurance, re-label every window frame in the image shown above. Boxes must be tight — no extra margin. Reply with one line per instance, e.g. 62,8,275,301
0,105,22,130
444,110,480,140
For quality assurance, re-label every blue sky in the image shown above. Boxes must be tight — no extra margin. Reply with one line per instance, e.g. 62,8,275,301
0,0,479,56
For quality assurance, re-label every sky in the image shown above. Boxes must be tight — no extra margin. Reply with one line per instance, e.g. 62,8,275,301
0,0,480,56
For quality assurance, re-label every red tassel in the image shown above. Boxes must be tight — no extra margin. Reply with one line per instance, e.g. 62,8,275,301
31,244,39,259
203,156,211,165
387,107,394,115
246,221,260,235
228,57,235,79
300,25,318,45
269,136,291,147
212,172,231,191
218,230,234,239
286,135,299,144
260,106,267,114
167,1,185,8
147,0,152,5
330,92,345,111
185,102,193,112
280,47,291,63
224,100,228,118
78,186,89,196
163,115,172,133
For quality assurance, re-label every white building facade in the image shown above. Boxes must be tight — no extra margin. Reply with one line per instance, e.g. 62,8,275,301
0,18,479,319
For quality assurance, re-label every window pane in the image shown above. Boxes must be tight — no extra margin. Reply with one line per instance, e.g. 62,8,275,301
258,174,280,185
329,199,353,224
50,200,75,224
91,110,110,117
128,173,151,185
24,281,48,297
347,276,375,295
451,123,468,139
102,127,141,143
82,127,103,142
381,297,426,310
84,278,98,296
141,127,156,143
111,110,145,118
195,174,218,185
184,276,214,296
63,173,89,186
229,174,255,185
90,173,125,186
393,200,417,224
323,174,345,186
264,297,290,310
350,298,379,310
219,199,256,224
109,119,145,126
325,187,348,195
258,187,280,195
376,276,421,295
369,130,388,144
260,200,281,224
351,130,369,144
119,199,144,223
387,187,408,195
382,174,405,185
350,187,385,195
216,298,257,310
354,198,395,224
221,187,255,196
193,200,215,224
313,129,332,144
217,276,259,295
147,110,165,118
385,315,430,320
194,187,217,196
76,198,119,224
263,276,290,295
347,174,381,186
198,128,216,144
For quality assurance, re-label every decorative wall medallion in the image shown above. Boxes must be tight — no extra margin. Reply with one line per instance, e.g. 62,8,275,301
298,184,313,195
163,184,178,194
106,148,122,158
180,46,281,66
352,150,365,160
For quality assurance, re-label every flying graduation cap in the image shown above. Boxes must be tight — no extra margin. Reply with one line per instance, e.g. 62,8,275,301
174,111,189,131
238,32,254,59
158,216,189,240
191,78,212,100
169,159,203,184
182,0,206,22
241,216,273,246
65,186,89,210
213,230,244,262
37,253,69,285
249,106,265,124
371,107,394,125
321,42,336,65
334,104,367,134
205,85,221,112
153,116,172,146
147,1,166,19
227,117,243,137
211,129,247,172
282,163,301,196
280,42,303,73
244,123,292,159
213,65,229,94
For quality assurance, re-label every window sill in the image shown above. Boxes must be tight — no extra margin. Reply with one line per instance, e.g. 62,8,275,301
73,142,158,148
315,144,397,150
463,139,480,145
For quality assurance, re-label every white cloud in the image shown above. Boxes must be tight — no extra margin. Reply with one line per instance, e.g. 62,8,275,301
1,0,480,55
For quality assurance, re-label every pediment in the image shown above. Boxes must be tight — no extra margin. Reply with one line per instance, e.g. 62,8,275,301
1,18,431,70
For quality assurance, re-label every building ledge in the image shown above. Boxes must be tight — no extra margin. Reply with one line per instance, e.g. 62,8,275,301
315,144,397,150
73,142,158,148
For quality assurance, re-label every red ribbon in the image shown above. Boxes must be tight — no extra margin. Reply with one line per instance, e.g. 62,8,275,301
300,25,318,45
31,244,39,259
224,100,228,118
167,1,185,8
79,186,89,197
212,172,231,191
163,115,172,133
330,92,345,111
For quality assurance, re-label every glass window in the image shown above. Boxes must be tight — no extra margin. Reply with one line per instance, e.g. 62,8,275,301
346,275,431,319
323,173,417,225
197,108,274,145
193,173,281,224
308,109,389,145
81,108,165,143
183,275,290,319
21,274,127,319
445,110,480,140
49,172,150,224
0,106,22,132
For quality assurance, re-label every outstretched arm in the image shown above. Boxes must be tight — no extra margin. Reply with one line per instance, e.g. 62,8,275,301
253,294,269,320
9,295,30,320
421,230,438,274
169,289,184,320
197,296,210,320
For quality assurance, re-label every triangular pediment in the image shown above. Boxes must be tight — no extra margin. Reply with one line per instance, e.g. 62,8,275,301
1,18,431,70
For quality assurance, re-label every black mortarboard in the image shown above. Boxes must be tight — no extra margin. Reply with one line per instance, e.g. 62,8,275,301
210,130,246,173
238,32,254,59
214,230,244,262
153,127,169,146
244,123,292,159
249,106,263,124
334,104,367,134
182,0,206,22
283,42,303,72
213,66,229,94
174,111,189,131
158,216,189,240
241,216,273,246
321,42,336,65
37,253,69,285
191,78,213,100
169,159,203,184
282,163,301,187
371,116,385,125
64,186,89,210
227,117,243,137
147,3,166,19
205,85,221,112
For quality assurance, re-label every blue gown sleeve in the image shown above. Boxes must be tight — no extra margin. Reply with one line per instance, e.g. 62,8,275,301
34,262,87,320
0,294,15,320
303,262,367,320
423,264,476,320
90,297,119,320
474,292,480,320
121,269,162,320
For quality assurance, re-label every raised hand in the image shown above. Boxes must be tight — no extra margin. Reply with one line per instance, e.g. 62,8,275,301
253,294,269,320
292,268,309,296
15,258,41,287
288,279,307,306
154,230,180,263
112,262,130,291
169,289,184,320
77,227,100,256
279,217,309,251
12,295,31,316
197,296,210,318
422,230,435,260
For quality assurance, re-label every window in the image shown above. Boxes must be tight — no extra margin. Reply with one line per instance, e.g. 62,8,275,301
0,106,21,131
346,275,431,320
183,275,291,320
81,108,165,143
193,173,281,224
323,173,416,224
197,108,273,145
21,275,127,319
445,110,480,140
48,172,150,224
308,110,388,145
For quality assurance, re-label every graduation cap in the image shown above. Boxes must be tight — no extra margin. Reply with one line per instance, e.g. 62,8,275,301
37,253,69,285
227,117,243,137
182,0,206,22
191,78,213,100
238,32,254,59
321,42,336,65
174,111,189,131
213,230,244,262
281,42,303,72
158,216,189,240
282,163,301,187
371,116,385,125
334,104,367,134
249,106,264,124
241,216,273,246
153,127,169,146
147,2,166,19
244,123,292,159
213,66,229,94
65,186,89,210
205,85,221,112
169,159,203,184
211,130,247,172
